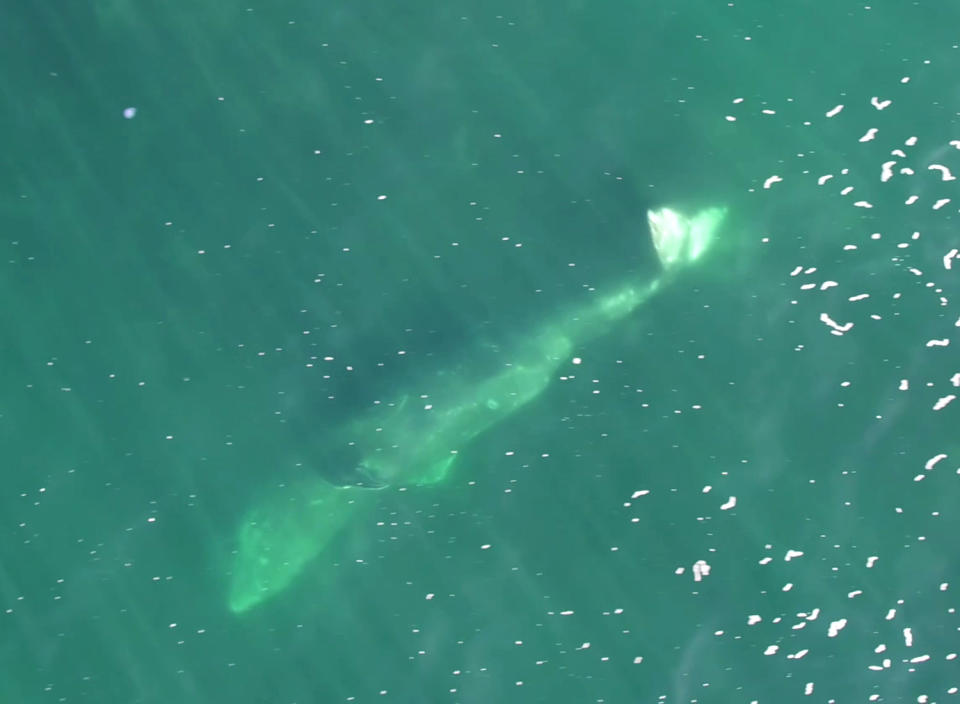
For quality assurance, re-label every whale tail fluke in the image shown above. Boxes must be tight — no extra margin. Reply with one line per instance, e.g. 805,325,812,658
648,206,728,271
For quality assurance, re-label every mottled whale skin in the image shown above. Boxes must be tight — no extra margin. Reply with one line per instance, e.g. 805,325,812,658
227,204,729,614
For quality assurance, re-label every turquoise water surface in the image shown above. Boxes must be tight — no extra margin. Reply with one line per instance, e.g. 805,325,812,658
2,1,958,702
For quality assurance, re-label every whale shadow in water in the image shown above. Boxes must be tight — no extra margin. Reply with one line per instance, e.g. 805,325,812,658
283,194,668,490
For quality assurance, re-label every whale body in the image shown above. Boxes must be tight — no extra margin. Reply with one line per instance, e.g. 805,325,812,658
227,204,729,614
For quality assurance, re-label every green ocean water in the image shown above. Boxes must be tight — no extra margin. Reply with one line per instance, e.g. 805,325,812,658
2,1,958,702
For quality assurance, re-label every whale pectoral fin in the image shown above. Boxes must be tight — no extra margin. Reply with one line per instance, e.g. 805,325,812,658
347,466,389,490
413,454,458,486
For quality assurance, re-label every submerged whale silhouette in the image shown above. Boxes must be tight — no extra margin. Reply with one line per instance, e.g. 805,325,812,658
227,204,729,614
